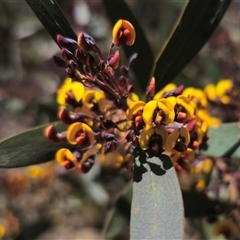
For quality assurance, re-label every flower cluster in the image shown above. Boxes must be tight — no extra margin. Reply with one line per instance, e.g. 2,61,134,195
45,19,212,173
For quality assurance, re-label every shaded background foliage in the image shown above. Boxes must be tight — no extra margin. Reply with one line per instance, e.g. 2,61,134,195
0,0,239,239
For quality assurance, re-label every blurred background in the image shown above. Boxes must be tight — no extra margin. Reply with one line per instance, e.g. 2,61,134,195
0,1,239,239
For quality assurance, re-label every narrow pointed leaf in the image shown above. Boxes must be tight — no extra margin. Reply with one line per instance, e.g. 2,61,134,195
102,0,154,93
131,153,184,239
154,0,231,90
198,122,240,158
0,122,70,168
25,0,77,47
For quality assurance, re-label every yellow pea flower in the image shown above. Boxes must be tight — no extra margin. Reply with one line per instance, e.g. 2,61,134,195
112,19,136,46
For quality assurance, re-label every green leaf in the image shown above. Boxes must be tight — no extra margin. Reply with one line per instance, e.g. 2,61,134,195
25,0,77,46
198,122,240,158
102,0,154,93
0,122,70,168
154,0,232,90
104,182,132,239
104,186,223,239
131,152,184,239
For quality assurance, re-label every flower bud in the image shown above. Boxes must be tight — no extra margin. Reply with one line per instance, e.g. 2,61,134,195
61,48,74,60
65,68,76,78
45,125,66,143
58,107,73,124
146,77,155,97
68,60,77,70
77,32,95,52
53,56,67,68
56,34,78,50
108,50,120,69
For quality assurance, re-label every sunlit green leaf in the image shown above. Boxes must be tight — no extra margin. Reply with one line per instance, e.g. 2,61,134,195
198,122,240,158
25,0,77,46
104,184,223,239
104,182,132,239
102,0,154,93
131,152,184,240
0,122,70,168
154,0,231,90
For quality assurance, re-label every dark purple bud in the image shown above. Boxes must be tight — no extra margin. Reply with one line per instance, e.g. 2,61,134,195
65,67,76,78
61,48,74,60
77,32,95,52
68,60,77,70
53,56,67,68
56,34,78,50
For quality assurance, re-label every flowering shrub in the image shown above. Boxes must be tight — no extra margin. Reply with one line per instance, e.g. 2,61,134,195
0,0,239,239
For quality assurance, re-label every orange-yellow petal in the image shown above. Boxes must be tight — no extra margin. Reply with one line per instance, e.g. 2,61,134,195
165,130,179,151
139,127,155,150
183,148,195,161
204,84,217,101
82,89,95,106
142,100,158,126
55,148,77,166
216,79,233,97
67,122,94,145
176,95,194,117
158,98,175,124
71,81,85,102
126,101,145,120
195,178,206,191
179,127,190,145
127,92,139,107
95,91,106,112
167,96,177,108
112,19,136,46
